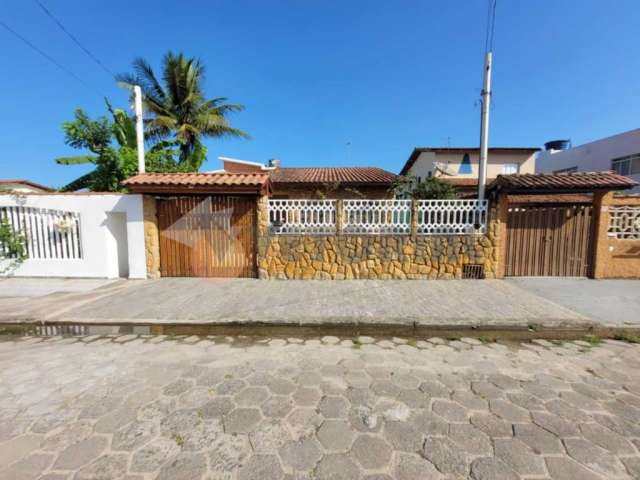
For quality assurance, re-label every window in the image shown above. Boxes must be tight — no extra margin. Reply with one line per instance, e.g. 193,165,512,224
502,163,519,174
458,154,472,174
415,176,422,184
612,153,640,176
553,166,578,174
427,171,432,178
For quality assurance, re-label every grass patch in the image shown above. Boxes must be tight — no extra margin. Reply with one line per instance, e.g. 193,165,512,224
407,339,418,348
613,333,640,344
170,433,184,447
478,335,496,344
550,339,564,346
527,323,542,332
446,336,461,341
582,335,602,346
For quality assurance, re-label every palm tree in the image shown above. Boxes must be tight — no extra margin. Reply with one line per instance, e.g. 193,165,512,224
117,52,249,169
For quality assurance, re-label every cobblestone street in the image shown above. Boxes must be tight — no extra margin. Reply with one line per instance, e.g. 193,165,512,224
1,334,639,479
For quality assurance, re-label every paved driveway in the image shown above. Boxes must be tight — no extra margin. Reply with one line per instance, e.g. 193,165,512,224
0,334,639,479
507,278,640,326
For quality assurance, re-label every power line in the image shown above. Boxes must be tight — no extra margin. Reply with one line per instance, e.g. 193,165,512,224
34,0,115,78
484,0,497,53
0,20,91,89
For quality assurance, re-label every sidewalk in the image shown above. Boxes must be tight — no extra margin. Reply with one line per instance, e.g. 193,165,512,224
4,277,639,337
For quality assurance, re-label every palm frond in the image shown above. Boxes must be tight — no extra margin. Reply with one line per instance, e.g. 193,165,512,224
55,155,97,165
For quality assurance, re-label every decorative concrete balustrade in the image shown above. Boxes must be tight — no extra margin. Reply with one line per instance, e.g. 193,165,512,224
267,198,488,236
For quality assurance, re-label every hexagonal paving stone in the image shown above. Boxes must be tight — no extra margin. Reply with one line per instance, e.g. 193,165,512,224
286,408,324,440
112,420,157,451
394,453,442,480
351,435,393,470
513,423,563,454
545,456,602,480
319,396,350,419
249,419,291,453
579,422,636,454
209,433,252,474
382,421,423,452
75,453,128,480
422,436,468,477
563,438,628,477
349,407,382,433
317,420,355,451
130,437,180,473
262,395,294,418
531,411,580,437
489,399,530,422
157,452,207,480
224,408,262,434
314,454,362,480
493,438,546,476
268,378,297,395
235,387,270,407
53,435,108,470
432,399,468,422
216,378,247,395
293,387,322,406
200,396,235,419
448,423,492,456
470,457,519,480
238,454,284,480
470,413,512,438
279,437,323,471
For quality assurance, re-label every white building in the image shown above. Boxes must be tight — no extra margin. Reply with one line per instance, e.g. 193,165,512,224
536,129,640,193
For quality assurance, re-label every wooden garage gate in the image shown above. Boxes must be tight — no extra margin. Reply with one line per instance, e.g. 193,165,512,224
157,195,257,277
504,203,594,277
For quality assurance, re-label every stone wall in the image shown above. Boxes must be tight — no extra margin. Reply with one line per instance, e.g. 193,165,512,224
142,195,161,279
258,235,496,280
257,198,500,280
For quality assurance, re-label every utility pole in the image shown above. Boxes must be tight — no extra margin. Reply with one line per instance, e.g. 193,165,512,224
477,51,492,201
134,85,145,174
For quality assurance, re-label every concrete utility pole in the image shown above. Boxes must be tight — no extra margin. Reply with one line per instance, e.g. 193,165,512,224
478,51,492,201
134,85,145,174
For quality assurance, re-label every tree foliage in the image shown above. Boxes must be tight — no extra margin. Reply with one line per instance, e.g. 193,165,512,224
391,175,458,200
117,52,249,170
56,100,187,192
0,216,26,273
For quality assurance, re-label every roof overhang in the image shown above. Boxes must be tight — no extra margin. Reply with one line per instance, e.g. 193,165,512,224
487,172,638,196
123,173,271,195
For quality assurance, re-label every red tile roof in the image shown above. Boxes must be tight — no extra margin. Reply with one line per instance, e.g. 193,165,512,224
488,172,638,192
439,177,495,187
123,172,270,194
270,167,396,185
0,179,53,192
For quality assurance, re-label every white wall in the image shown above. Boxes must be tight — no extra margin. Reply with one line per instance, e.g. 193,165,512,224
408,150,536,181
536,129,640,193
0,193,146,279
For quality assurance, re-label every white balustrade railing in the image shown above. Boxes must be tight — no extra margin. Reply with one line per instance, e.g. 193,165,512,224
268,199,336,234
267,198,488,235
608,206,640,239
343,199,412,234
417,199,488,235
0,206,82,259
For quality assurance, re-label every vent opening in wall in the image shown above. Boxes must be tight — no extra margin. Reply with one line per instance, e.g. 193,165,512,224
463,264,485,279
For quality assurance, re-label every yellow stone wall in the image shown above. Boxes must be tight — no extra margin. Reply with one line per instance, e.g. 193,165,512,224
142,195,161,279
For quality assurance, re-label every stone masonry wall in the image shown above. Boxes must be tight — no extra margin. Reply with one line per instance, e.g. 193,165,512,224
257,200,500,280
142,195,161,279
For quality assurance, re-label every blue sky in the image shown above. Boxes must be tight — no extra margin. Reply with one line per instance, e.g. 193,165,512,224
2,0,639,189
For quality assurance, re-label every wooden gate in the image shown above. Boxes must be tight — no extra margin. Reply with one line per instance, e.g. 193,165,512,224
504,203,594,277
157,196,257,277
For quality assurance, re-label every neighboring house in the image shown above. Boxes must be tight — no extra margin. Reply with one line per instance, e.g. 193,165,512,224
536,129,640,193
214,157,396,198
399,147,539,197
0,179,53,193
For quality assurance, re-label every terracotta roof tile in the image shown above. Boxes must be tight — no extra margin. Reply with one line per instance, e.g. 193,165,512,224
270,167,396,185
123,172,270,193
488,172,638,192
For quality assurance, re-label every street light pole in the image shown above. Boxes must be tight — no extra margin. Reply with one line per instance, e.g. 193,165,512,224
478,51,492,201
134,85,145,174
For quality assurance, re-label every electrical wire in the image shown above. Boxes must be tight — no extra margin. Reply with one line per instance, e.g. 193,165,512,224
34,0,115,78
0,20,91,89
484,0,497,53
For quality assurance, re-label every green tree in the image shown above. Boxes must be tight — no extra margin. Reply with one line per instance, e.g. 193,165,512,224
391,175,457,199
56,100,185,191
0,216,26,274
117,52,249,170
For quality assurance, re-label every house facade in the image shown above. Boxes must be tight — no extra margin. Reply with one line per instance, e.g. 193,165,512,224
399,147,539,196
536,129,640,193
